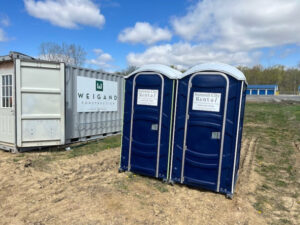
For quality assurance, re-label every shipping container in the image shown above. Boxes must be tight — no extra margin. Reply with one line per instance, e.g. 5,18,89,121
65,66,124,143
170,62,247,198
119,64,181,180
0,52,124,152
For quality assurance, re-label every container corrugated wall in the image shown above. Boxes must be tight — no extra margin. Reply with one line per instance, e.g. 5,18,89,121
65,66,124,143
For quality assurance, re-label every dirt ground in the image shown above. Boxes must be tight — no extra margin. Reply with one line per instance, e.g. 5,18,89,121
1,102,299,225
0,138,266,225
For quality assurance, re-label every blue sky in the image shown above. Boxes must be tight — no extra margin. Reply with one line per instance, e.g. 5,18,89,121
0,0,300,71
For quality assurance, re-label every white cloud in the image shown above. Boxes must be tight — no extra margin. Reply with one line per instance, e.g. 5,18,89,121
127,42,261,69
118,22,172,45
24,0,105,29
0,28,8,42
0,15,10,42
93,48,103,54
171,0,300,51
1,16,10,27
126,0,300,68
87,48,115,69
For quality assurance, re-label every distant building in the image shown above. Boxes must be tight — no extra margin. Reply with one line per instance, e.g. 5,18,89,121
246,84,278,95
298,86,300,95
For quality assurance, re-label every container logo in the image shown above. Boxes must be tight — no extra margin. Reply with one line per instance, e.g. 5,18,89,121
96,80,103,91
77,77,118,112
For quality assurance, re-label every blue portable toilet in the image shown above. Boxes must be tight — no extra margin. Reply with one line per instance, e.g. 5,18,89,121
119,64,181,180
170,62,247,198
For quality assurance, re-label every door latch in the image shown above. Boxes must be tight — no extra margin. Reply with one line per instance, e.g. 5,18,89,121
211,132,221,139
151,124,158,130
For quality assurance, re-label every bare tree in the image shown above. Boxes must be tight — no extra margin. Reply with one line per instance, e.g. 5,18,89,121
123,66,138,75
116,66,138,76
39,42,87,66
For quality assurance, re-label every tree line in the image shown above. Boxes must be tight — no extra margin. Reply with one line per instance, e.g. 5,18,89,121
38,42,300,94
238,65,300,94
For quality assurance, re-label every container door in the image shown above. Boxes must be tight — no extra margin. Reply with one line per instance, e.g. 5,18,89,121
181,72,228,192
15,59,65,148
128,73,163,177
0,74,15,145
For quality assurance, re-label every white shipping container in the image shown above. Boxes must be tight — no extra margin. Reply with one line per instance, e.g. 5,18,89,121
0,52,124,152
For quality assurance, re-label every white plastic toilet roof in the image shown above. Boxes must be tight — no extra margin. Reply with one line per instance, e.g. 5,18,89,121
181,62,247,83
125,64,182,79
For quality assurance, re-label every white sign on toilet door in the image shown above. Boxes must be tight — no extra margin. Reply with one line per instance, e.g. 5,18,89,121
137,89,159,106
192,92,221,112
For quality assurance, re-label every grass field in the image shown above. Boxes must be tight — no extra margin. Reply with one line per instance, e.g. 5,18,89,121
0,102,299,225
243,102,300,224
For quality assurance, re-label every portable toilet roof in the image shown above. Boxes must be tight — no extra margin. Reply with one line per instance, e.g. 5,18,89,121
181,62,247,84
126,64,182,79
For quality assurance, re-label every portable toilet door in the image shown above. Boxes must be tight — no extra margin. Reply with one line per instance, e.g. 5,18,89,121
119,64,181,180
170,62,247,198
